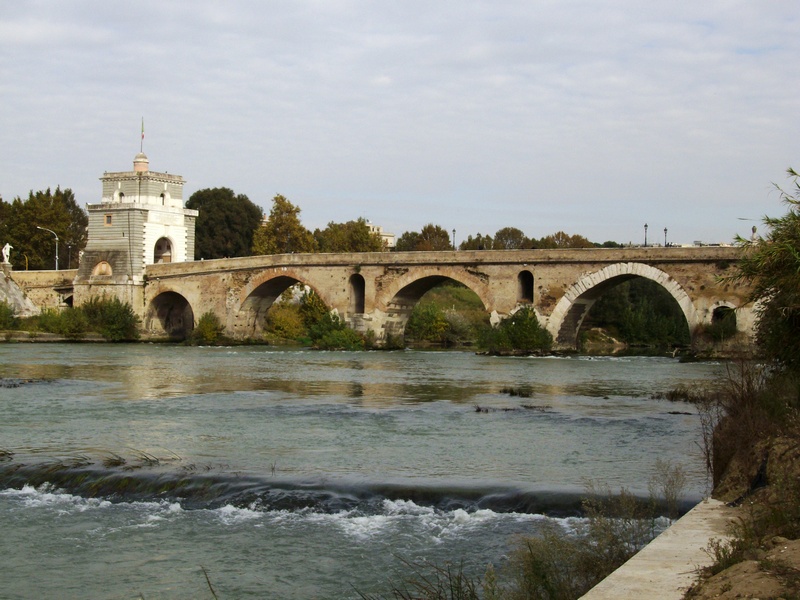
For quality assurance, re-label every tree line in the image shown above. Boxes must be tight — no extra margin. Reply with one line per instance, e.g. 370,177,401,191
186,187,621,259
1,183,620,269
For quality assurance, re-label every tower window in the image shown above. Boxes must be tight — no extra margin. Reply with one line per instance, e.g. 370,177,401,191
104,214,113,226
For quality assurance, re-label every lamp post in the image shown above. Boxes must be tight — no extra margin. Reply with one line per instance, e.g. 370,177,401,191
36,226,59,270
644,223,648,247
664,227,668,247
452,229,456,251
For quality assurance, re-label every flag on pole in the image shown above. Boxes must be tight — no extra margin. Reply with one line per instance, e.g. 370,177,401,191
140,117,144,152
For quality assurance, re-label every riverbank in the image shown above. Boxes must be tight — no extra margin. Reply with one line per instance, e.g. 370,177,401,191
580,499,737,599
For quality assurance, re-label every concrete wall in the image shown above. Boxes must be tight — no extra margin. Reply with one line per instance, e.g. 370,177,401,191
10,269,78,309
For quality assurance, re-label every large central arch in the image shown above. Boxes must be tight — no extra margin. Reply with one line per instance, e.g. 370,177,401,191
235,275,310,338
381,274,488,338
547,263,698,348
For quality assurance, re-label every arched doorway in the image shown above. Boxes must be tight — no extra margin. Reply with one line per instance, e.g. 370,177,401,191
518,270,534,303
349,274,365,314
154,238,173,264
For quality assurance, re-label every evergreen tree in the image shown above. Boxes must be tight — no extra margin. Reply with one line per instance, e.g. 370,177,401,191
186,187,263,259
1,187,87,270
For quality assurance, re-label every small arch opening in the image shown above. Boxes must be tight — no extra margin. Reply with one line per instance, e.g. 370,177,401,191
349,274,365,314
708,306,737,341
517,270,534,303
91,261,113,277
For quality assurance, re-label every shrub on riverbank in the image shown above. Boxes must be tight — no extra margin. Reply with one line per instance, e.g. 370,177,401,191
80,296,140,341
0,301,17,330
190,311,226,345
478,306,552,355
3,296,140,341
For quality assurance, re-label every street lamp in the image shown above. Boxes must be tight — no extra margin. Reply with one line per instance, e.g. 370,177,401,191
664,227,668,247
36,226,59,270
644,223,648,247
452,229,456,251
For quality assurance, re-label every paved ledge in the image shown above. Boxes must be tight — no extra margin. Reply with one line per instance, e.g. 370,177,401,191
581,498,737,599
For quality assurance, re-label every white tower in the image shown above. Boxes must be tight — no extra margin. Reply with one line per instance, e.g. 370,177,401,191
74,153,198,308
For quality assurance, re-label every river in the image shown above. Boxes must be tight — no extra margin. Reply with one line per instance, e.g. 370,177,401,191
0,344,723,598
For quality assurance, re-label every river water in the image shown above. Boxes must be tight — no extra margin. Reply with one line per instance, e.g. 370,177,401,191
0,344,723,599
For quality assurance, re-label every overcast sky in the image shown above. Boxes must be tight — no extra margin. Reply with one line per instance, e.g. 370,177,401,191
2,1,798,245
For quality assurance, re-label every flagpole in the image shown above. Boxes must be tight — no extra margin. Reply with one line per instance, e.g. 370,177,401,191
140,117,144,153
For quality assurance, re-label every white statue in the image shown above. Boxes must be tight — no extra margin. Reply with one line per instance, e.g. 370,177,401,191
1,243,11,263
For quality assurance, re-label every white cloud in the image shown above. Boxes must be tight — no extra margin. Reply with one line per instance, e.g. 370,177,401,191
1,0,799,244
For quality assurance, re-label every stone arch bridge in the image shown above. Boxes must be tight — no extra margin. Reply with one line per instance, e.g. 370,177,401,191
133,246,753,349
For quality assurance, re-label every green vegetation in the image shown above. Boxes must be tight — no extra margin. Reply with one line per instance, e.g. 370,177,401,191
252,194,316,255
314,218,384,252
683,169,800,597
186,187,264,259
730,168,800,371
0,302,17,330
261,288,367,350
81,296,140,341
1,296,140,341
0,187,88,270
478,306,552,355
582,278,690,348
190,311,226,345
396,224,454,251
457,228,596,251
405,283,489,347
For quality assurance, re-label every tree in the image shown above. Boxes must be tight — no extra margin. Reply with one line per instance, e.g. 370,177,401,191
2,187,88,271
731,168,800,371
478,306,553,354
186,187,263,259
314,218,383,252
459,233,493,250
252,194,316,255
395,224,452,251
533,231,595,249
493,227,529,249
395,231,421,252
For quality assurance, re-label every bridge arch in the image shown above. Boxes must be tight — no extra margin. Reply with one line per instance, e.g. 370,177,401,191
235,272,334,339
146,291,194,339
547,262,698,348
378,269,489,338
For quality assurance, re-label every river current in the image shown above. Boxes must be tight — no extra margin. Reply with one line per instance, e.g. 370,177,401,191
0,344,723,598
